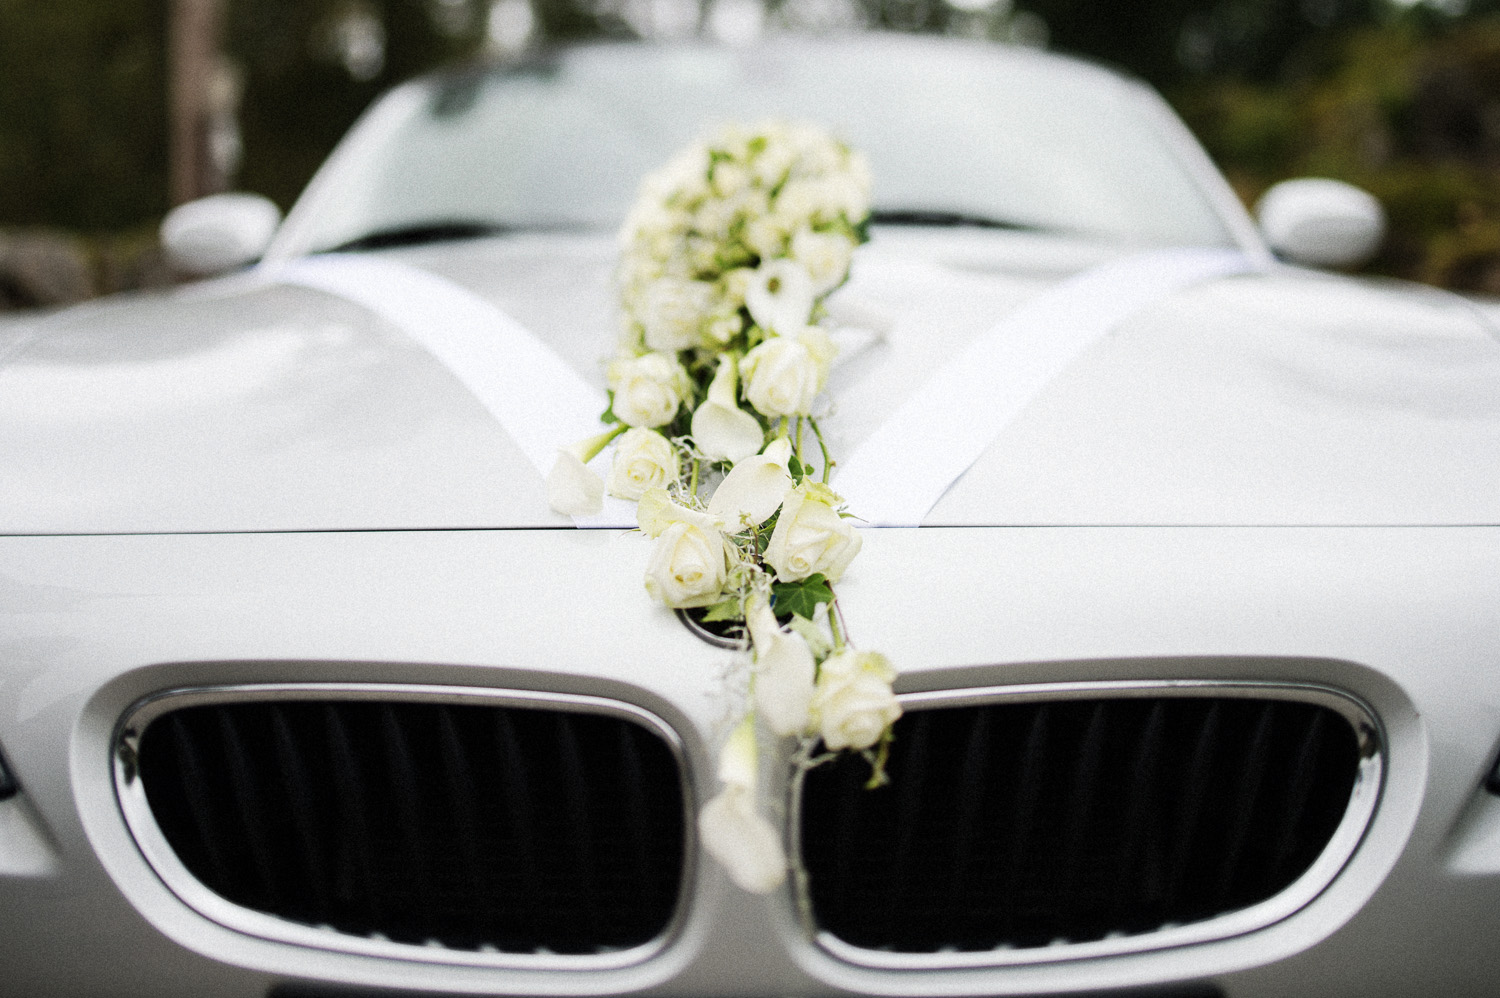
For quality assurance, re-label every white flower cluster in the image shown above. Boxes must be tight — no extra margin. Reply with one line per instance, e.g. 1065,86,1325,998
547,122,898,898
618,121,870,350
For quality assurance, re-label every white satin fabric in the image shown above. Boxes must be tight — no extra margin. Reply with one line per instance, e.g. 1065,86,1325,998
832,248,1256,526
270,248,1254,531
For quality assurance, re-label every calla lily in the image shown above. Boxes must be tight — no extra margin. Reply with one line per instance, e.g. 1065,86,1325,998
698,784,787,894
707,438,794,528
692,357,765,463
745,258,815,334
697,716,787,893
546,424,626,516
746,596,815,737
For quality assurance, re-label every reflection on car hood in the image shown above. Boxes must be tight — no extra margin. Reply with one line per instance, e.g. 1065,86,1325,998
2,232,1499,533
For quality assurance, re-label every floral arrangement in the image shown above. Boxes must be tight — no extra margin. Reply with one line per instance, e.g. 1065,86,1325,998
548,121,900,894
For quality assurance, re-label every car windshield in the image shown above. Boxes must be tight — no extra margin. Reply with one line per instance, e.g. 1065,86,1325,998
282,37,1235,255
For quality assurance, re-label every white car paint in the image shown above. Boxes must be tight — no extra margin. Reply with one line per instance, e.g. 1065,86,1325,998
1,33,1499,998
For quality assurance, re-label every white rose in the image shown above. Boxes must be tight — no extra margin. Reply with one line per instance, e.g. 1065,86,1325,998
711,161,751,198
606,428,678,501
607,352,691,428
694,196,737,242
644,520,730,608
703,308,743,345
822,171,871,222
640,142,711,206
721,267,754,312
764,482,861,583
809,648,901,751
640,278,715,352
619,202,687,251
789,227,855,296
685,236,722,277
751,138,796,189
739,326,836,419
743,214,790,261
771,177,824,227
844,150,874,213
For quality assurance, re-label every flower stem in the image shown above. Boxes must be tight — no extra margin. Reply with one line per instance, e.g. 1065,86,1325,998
574,421,629,463
690,458,701,498
787,736,820,935
808,417,833,484
828,593,847,649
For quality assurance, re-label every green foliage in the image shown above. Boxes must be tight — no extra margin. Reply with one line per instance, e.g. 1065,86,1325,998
772,573,833,621
699,599,745,623
0,0,169,229
227,0,485,213
0,0,484,232
1173,15,1500,292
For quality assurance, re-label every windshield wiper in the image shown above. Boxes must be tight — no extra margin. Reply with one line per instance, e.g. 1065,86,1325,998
870,209,1036,231
325,221,525,253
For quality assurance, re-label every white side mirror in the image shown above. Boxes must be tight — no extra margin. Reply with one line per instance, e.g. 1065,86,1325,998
161,193,282,276
1255,178,1385,269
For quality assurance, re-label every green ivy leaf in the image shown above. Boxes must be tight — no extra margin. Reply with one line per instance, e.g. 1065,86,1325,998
771,573,833,620
699,599,743,623
600,391,618,425
787,454,806,481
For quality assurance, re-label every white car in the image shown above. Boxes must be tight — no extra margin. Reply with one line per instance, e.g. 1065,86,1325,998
3,33,1500,998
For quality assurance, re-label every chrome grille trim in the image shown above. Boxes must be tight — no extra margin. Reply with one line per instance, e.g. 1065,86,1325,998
795,679,1384,970
113,682,695,970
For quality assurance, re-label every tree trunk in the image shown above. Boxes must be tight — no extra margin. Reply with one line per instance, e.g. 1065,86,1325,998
169,0,226,206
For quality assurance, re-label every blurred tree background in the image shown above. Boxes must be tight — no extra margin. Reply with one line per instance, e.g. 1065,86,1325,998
0,0,1498,306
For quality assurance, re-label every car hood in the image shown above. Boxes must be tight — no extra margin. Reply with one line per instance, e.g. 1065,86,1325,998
3,232,1499,534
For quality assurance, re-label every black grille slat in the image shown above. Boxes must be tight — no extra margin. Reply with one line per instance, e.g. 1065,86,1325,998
491,708,543,925
1059,701,1107,906
553,713,599,945
378,703,434,922
167,714,233,892
1162,702,1221,908
616,722,654,893
800,695,1365,954
436,706,488,938
269,706,331,917
324,704,380,928
1212,702,1276,905
947,707,993,913
216,710,282,913
1005,704,1051,942
136,697,686,956
1114,701,1166,928
1271,709,1326,883
886,709,933,942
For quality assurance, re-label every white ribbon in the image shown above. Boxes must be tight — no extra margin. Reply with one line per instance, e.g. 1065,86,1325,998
267,248,1253,530
832,247,1258,527
267,254,637,526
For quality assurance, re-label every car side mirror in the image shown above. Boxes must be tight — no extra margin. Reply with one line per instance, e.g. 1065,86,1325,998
1254,178,1385,270
160,193,282,276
